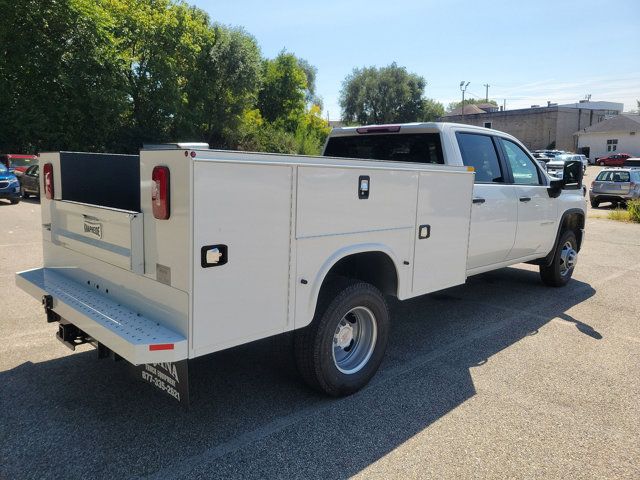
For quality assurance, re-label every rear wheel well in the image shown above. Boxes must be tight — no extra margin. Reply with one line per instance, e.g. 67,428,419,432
320,252,399,300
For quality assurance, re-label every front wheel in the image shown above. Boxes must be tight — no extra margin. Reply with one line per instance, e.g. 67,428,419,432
590,199,599,208
294,279,389,397
598,161,605,166
540,230,578,287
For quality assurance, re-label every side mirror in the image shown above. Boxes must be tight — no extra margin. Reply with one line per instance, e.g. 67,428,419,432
547,179,563,198
562,160,583,190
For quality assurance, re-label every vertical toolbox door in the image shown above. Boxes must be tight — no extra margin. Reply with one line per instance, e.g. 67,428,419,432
192,161,293,355
412,170,474,295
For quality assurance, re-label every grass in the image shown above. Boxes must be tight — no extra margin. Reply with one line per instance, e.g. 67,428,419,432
607,199,640,223
607,209,631,222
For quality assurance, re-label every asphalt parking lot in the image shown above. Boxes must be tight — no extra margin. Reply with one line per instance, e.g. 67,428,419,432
1,183,639,479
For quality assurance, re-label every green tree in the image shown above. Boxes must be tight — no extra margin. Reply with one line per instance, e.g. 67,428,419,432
447,98,498,112
175,25,262,147
340,63,440,124
421,98,445,121
297,58,322,109
257,51,308,130
0,0,126,153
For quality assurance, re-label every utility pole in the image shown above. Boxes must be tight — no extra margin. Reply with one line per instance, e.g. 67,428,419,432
483,84,490,102
459,81,470,117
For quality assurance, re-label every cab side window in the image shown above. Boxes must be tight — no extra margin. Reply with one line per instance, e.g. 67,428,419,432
499,139,541,185
456,132,504,183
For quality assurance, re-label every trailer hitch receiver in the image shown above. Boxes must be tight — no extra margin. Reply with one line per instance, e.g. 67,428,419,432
42,295,60,323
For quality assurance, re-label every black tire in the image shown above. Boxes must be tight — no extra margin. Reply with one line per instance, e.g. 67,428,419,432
20,185,29,198
294,279,389,397
598,161,605,166
590,199,599,208
540,230,578,287
9,197,20,205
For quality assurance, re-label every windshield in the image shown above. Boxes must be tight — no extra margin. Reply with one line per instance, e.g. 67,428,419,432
596,171,630,182
324,133,444,164
10,157,35,167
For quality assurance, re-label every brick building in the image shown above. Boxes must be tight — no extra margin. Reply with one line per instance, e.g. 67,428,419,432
439,100,623,152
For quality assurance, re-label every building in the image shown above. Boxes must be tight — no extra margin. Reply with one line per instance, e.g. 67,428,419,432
439,100,623,152
575,114,640,161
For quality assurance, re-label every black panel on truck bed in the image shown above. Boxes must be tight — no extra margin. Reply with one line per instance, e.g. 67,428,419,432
60,152,140,212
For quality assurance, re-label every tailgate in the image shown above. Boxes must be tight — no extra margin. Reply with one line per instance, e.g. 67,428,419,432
594,181,630,195
16,268,187,364
48,200,144,273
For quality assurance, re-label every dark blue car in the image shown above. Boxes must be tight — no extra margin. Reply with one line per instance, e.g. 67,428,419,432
0,163,21,204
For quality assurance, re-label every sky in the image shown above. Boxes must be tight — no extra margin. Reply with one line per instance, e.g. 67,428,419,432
192,0,640,120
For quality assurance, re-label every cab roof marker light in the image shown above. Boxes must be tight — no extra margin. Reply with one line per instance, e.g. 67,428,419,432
149,343,174,351
356,125,401,134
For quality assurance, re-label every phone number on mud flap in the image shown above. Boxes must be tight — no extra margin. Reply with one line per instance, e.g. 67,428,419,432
142,371,181,401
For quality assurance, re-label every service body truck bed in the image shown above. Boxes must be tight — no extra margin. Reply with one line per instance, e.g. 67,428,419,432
16,123,586,403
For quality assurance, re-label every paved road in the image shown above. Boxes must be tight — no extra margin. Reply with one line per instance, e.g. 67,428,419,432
1,195,639,479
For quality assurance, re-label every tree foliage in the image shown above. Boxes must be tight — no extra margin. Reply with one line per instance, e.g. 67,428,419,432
339,63,443,124
447,98,498,112
0,0,330,155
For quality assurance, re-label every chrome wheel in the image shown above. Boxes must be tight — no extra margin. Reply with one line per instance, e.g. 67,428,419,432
559,241,577,277
332,306,377,374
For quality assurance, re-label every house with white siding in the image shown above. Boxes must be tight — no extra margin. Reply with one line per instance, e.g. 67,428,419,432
575,114,640,162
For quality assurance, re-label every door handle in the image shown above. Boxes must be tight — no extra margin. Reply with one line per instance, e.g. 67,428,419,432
472,198,485,204
519,197,531,202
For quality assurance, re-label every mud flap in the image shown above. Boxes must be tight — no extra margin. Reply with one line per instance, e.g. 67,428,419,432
132,360,190,406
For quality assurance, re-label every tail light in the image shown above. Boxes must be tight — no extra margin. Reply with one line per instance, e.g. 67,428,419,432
43,163,54,199
151,166,170,220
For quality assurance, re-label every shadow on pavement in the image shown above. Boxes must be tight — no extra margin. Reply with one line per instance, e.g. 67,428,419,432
0,267,596,479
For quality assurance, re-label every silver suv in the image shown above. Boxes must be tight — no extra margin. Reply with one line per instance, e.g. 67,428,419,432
589,167,640,208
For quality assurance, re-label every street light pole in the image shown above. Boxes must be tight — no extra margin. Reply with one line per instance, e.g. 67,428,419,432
459,81,470,117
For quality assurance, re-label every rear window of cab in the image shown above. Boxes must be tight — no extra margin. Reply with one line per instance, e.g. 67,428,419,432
324,133,444,164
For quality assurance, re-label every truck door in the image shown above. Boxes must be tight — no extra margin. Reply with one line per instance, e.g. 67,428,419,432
456,132,517,270
497,138,557,259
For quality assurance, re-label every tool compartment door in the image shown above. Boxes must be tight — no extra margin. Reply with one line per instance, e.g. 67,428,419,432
412,170,474,295
192,161,293,356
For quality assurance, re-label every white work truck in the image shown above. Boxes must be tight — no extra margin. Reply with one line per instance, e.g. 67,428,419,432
16,123,586,403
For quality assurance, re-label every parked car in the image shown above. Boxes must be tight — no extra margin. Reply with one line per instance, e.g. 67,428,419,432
0,163,21,204
547,154,586,178
19,164,40,198
531,152,553,163
596,153,632,167
589,167,640,208
0,154,38,173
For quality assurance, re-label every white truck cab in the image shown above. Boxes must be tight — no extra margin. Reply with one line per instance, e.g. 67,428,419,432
16,123,586,404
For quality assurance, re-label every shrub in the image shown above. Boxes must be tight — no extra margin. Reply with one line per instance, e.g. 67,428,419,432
628,199,640,223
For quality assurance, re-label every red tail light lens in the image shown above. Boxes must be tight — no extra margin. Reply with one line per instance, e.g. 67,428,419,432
151,166,170,220
43,163,54,199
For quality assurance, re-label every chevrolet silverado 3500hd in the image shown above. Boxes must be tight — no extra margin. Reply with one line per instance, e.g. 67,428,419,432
16,123,586,403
